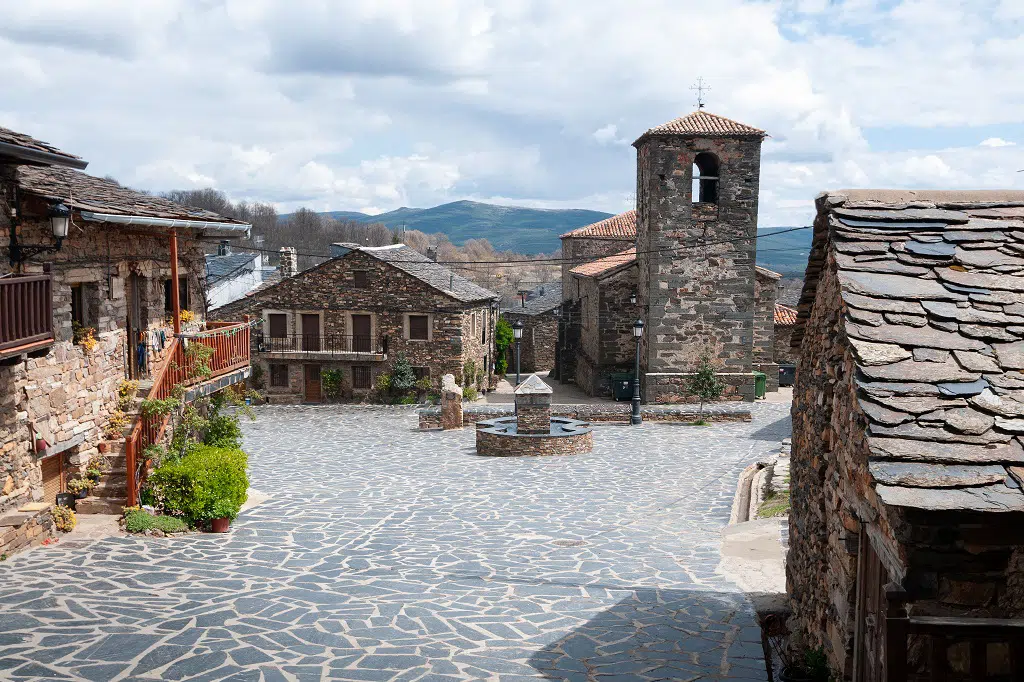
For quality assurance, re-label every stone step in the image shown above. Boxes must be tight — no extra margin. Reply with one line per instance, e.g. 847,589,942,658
76,497,126,515
91,477,127,499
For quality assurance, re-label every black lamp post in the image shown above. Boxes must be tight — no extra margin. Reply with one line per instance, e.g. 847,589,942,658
512,319,524,386
631,318,644,425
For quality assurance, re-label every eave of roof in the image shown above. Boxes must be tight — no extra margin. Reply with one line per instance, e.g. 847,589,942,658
633,110,766,147
570,247,636,279
560,210,637,240
0,126,87,170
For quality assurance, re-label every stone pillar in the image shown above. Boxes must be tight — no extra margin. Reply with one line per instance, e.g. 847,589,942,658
440,374,463,430
515,374,553,434
279,247,297,278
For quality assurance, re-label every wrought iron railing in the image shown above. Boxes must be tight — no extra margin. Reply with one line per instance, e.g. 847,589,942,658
255,333,387,355
0,273,53,359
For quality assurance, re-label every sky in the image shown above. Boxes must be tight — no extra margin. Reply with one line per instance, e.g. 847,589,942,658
2,0,1023,227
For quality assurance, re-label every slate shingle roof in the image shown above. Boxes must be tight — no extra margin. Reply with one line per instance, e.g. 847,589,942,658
360,244,498,304
510,282,562,316
634,110,766,145
17,165,247,225
795,189,1024,512
206,253,259,286
570,247,636,278
774,304,798,326
560,210,636,240
0,126,85,167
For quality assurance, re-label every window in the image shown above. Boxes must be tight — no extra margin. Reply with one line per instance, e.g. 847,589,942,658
352,365,372,389
70,283,97,327
164,277,190,315
353,270,369,288
268,313,287,338
413,367,429,381
692,152,720,204
471,313,476,339
270,364,289,387
408,314,429,341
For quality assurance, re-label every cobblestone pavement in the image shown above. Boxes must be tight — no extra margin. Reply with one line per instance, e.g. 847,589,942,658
0,403,791,681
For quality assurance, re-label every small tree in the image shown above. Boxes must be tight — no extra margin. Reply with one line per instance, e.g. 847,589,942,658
686,354,725,425
494,317,513,375
390,354,417,395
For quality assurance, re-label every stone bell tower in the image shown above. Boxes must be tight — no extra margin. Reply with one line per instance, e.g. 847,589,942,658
633,109,767,401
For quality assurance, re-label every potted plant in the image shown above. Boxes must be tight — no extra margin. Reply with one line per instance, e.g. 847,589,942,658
85,464,104,483
208,499,235,533
52,504,76,533
67,477,93,500
55,491,76,510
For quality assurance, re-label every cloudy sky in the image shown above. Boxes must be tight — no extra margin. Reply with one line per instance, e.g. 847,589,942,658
2,0,1023,227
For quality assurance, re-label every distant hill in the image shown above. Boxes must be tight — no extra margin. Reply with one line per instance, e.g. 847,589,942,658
284,200,813,274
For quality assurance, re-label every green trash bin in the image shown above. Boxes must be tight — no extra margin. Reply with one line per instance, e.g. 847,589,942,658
609,373,634,401
753,371,767,400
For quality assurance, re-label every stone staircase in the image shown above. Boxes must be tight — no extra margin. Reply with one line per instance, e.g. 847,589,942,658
76,439,128,514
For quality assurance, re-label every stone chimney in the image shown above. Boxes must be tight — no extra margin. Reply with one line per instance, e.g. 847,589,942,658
279,246,297,278
426,246,438,262
218,240,230,256
514,374,553,434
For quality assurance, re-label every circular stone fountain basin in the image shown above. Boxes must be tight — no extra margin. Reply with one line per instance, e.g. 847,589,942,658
475,416,593,457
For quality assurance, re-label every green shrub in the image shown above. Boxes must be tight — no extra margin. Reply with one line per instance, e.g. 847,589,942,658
123,508,188,534
147,445,249,525
375,372,392,393
463,386,479,402
495,317,513,374
203,414,243,449
390,354,416,393
321,368,344,400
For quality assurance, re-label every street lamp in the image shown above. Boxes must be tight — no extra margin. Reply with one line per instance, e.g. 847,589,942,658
512,319,524,386
629,292,637,305
631,319,644,425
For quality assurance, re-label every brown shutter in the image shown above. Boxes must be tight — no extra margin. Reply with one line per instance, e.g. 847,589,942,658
269,314,287,338
409,315,429,340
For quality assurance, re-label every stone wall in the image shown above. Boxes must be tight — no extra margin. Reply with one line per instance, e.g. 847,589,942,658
503,311,558,374
560,235,633,300
0,187,208,553
774,324,796,365
419,402,752,429
476,426,593,457
215,249,494,401
635,135,763,381
645,372,756,403
0,504,54,557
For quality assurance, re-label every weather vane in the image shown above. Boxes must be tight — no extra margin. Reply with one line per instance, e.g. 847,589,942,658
690,77,710,109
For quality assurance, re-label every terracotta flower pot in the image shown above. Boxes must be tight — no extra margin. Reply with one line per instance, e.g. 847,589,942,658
209,517,230,533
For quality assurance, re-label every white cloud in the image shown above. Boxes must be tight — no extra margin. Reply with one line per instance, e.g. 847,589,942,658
592,124,620,145
981,137,1016,148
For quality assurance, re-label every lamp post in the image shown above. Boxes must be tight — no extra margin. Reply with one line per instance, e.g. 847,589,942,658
512,319,524,386
631,319,644,425
629,292,637,305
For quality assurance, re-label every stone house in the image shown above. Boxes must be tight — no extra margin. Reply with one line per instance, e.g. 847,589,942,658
0,127,249,555
213,242,499,403
773,303,798,365
556,111,784,402
789,190,1024,679
503,281,561,375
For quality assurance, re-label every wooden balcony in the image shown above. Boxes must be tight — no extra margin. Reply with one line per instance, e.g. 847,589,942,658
254,333,388,361
0,273,54,361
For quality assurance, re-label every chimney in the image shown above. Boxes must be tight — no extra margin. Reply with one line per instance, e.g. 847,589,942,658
426,246,438,262
279,246,297,278
218,240,230,256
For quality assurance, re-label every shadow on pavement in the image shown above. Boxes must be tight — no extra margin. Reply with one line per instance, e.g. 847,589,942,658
528,587,768,681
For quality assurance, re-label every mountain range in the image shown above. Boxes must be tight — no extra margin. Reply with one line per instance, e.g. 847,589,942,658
287,200,812,275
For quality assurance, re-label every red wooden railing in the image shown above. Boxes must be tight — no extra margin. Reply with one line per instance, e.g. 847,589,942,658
125,320,251,506
0,273,53,359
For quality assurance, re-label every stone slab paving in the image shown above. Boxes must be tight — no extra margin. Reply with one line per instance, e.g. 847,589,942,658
0,402,791,681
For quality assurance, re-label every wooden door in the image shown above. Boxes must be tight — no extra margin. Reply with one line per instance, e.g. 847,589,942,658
352,314,371,352
127,274,144,379
303,365,322,403
855,530,889,682
301,314,321,351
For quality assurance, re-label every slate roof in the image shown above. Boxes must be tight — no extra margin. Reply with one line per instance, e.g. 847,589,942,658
756,265,781,280
560,210,636,240
206,252,259,286
17,165,248,225
795,189,1024,512
775,304,798,326
0,126,86,168
359,244,498,304
634,110,766,145
508,282,562,316
571,247,636,278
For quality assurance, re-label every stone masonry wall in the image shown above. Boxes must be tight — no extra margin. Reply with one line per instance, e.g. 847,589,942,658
560,236,633,301
476,428,593,457
215,250,494,400
774,324,796,365
646,372,755,404
635,135,762,380
503,311,558,375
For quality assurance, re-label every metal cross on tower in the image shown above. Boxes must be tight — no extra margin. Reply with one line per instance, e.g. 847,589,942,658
690,77,710,109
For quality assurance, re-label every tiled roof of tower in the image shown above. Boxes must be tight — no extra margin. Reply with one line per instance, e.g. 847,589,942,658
560,210,636,240
756,265,782,280
774,304,798,326
634,110,766,144
18,165,248,225
570,247,636,278
0,126,87,168
794,189,1024,512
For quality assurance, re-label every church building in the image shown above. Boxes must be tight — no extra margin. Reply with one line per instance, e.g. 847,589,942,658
556,110,780,402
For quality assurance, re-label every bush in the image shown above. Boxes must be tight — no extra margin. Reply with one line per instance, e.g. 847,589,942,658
52,505,76,532
203,414,243,449
123,508,188,534
495,317,513,375
390,354,416,394
463,386,479,402
375,372,392,394
147,445,249,525
67,477,93,494
321,368,344,400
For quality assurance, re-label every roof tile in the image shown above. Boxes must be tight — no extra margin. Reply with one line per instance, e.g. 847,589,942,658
636,110,766,142
0,126,83,164
570,247,636,278
560,210,636,239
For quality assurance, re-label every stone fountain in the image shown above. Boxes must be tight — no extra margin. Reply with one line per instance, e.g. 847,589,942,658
475,374,592,456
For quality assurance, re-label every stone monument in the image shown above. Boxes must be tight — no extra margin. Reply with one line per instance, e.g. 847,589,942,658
440,374,463,430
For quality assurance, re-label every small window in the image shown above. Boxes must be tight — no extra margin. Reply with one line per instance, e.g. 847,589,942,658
164,277,190,314
268,313,287,338
353,270,369,288
352,366,372,389
471,314,476,339
692,152,720,204
413,367,429,381
409,315,429,341
270,364,289,387
70,283,97,327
